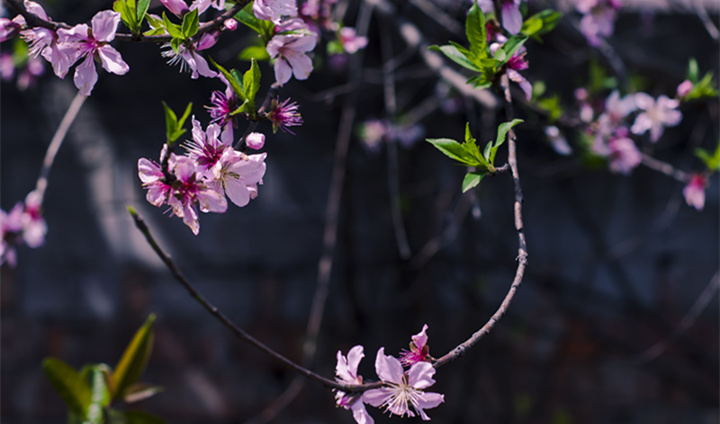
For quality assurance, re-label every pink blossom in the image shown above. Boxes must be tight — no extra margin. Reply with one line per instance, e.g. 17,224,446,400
504,49,531,101
501,0,523,34
630,93,682,142
544,125,572,156
168,155,227,235
209,150,267,208
363,348,444,420
159,0,190,16
267,32,317,86
162,32,217,79
335,346,374,424
253,0,298,23
400,324,431,366
185,117,231,175
160,0,218,17
358,119,389,153
223,18,238,31
577,0,620,47
607,136,641,175
0,190,47,266
683,174,707,211
339,27,367,54
57,10,129,96
245,132,265,150
21,191,46,248
138,148,173,207
207,75,238,140
267,97,303,134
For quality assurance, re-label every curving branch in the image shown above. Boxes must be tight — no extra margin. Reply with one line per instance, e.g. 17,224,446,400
128,207,385,394
433,75,528,369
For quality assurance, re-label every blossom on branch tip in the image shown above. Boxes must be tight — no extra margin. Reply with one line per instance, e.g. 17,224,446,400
364,348,444,420
400,324,431,366
267,97,303,134
676,80,693,98
0,190,47,267
209,150,267,208
335,346,374,424
630,93,682,143
683,174,707,211
57,10,129,96
267,32,317,86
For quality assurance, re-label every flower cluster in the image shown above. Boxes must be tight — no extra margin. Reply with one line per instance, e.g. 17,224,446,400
1,191,47,267
137,118,266,235
0,2,129,96
335,325,443,423
576,89,682,175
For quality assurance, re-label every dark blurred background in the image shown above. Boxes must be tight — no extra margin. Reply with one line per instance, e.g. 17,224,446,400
1,0,718,422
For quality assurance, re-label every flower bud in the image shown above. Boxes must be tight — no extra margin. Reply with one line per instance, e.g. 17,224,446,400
246,132,265,150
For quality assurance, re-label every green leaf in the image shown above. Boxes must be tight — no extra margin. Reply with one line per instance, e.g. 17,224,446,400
684,72,718,101
522,9,562,37
84,364,112,424
43,358,92,415
466,3,487,57
489,119,523,165
114,0,139,33
162,12,182,38
112,314,156,402
210,58,248,103
695,141,720,171
241,58,261,116
181,8,199,38
177,102,193,130
162,101,179,145
235,3,275,42
426,138,479,166
239,45,270,61
462,172,484,193
136,0,150,28
688,58,699,82
429,44,483,72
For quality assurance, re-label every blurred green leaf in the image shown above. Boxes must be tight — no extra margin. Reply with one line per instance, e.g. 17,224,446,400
239,45,270,61
462,172,484,192
695,141,720,171
112,314,156,402
124,411,167,424
43,358,92,416
429,44,483,72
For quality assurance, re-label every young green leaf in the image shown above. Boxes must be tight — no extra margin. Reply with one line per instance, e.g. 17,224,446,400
177,102,193,130
239,45,271,61
181,8,199,38
43,358,92,416
429,45,483,72
136,0,150,28
522,9,562,37
426,138,479,166
462,172,484,193
162,12,182,38
489,118,523,165
687,58,699,82
114,0,139,33
210,58,248,103
695,141,720,171
466,3,487,57
241,58,261,116
85,365,112,424
112,314,156,401
234,3,275,42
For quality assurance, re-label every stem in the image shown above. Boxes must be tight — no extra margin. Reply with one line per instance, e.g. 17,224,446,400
434,75,528,368
35,90,86,204
127,207,384,393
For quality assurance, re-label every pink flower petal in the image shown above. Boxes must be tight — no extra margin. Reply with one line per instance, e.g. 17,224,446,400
91,10,120,43
362,388,393,408
74,54,98,96
407,361,436,389
273,58,292,86
374,347,403,384
224,178,251,207
97,45,129,75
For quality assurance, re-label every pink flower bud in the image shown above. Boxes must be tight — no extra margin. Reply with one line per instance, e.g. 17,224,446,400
224,18,238,31
246,132,265,150
677,79,693,98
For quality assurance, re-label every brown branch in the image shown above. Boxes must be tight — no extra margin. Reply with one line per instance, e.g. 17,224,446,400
641,153,691,182
127,207,384,394
433,74,528,369
3,0,246,43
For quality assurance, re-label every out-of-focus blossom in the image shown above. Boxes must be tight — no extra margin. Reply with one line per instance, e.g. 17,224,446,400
544,125,572,156
267,32,317,85
358,119,389,153
162,32,217,79
630,93,682,142
0,190,47,267
253,0,298,23
245,132,265,150
400,324,431,366
683,174,707,211
335,346,374,424
0,15,23,41
606,136,641,175
577,0,621,47
57,10,129,96
390,123,425,149
364,348,444,420
500,0,522,34
338,27,367,54
267,97,303,134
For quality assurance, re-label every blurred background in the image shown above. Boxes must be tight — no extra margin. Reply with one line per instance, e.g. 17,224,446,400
1,0,718,422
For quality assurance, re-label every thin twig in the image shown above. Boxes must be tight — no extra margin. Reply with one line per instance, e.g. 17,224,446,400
690,0,720,41
638,272,719,363
127,207,384,393
641,153,690,182
381,16,412,260
35,90,86,204
434,75,528,368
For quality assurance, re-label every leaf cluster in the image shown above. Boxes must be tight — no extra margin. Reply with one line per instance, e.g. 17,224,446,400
113,0,151,35
695,140,720,172
683,58,719,101
42,315,164,424
162,101,193,146
210,58,262,119
427,119,523,192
